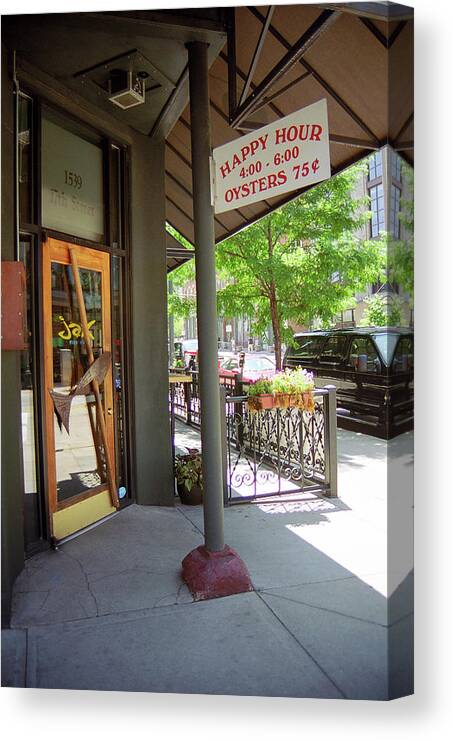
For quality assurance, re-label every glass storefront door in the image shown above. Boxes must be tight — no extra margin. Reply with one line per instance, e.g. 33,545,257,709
43,238,117,540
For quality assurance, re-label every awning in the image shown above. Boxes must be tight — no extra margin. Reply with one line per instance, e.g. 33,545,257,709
165,2,413,246
166,231,194,273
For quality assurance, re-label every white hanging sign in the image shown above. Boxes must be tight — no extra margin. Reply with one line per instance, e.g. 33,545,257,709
212,99,330,214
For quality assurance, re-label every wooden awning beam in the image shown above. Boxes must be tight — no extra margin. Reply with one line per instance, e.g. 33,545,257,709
247,6,380,146
230,9,339,128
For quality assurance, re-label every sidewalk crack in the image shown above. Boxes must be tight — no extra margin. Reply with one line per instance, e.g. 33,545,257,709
261,590,387,627
61,549,100,617
255,590,348,699
175,506,204,537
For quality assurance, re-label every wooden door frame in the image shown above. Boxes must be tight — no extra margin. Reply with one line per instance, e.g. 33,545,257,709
43,237,116,536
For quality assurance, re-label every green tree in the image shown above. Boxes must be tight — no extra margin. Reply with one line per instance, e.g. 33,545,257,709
388,162,414,297
360,294,402,327
216,163,384,368
166,224,196,323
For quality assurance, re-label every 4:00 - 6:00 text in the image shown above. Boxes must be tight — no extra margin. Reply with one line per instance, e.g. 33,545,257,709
223,158,322,204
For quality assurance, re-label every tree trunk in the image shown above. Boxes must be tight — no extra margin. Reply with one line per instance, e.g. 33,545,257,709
269,291,282,370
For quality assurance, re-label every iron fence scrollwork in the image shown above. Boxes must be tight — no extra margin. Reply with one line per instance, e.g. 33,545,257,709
224,387,337,503
169,372,338,503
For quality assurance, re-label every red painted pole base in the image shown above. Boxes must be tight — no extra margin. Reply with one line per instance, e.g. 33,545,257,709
182,544,253,601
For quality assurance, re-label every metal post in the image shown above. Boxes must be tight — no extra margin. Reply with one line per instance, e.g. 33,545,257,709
168,278,174,367
323,385,338,497
219,385,229,506
185,377,192,426
187,41,225,552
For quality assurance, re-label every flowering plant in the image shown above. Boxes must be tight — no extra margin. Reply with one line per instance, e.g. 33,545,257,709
247,378,273,397
272,367,315,395
246,368,315,412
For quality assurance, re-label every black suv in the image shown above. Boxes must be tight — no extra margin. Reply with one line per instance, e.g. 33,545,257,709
283,327,413,439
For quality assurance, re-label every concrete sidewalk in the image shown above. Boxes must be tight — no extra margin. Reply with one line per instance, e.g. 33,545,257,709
2,430,413,699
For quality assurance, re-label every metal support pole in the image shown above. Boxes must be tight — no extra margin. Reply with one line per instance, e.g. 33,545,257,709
187,41,225,552
323,385,338,497
219,385,229,506
168,278,174,366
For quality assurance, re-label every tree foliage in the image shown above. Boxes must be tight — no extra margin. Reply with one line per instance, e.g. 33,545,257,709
388,162,414,297
166,223,196,321
360,294,402,327
215,163,384,368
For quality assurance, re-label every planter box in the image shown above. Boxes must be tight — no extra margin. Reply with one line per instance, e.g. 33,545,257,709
274,391,315,412
247,393,275,411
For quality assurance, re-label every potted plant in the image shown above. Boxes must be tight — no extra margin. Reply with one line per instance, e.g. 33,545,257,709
247,377,275,411
174,449,203,505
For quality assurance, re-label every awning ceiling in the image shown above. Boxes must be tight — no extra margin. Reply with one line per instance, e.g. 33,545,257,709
165,2,413,248
2,2,413,267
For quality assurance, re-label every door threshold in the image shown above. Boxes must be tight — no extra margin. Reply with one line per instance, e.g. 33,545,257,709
52,510,120,548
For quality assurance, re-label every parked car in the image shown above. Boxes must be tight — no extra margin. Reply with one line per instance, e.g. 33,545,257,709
283,327,413,439
219,353,276,383
174,340,230,370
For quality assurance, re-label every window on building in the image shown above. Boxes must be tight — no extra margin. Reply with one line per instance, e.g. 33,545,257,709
18,234,45,550
368,151,382,181
391,150,402,182
369,183,385,237
338,308,355,325
390,184,401,238
18,94,33,225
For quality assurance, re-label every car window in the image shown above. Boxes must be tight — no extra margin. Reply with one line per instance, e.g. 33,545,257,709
244,357,274,371
348,337,381,373
392,337,414,373
373,333,399,366
221,357,238,370
292,336,325,358
319,335,348,363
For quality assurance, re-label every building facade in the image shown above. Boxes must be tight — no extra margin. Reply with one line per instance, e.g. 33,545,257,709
1,5,414,627
1,9,228,623
341,145,413,329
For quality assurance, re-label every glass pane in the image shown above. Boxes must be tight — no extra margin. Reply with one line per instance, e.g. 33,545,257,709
110,146,122,249
373,333,399,366
348,337,380,373
370,184,385,237
18,235,42,547
112,256,128,496
392,337,414,373
320,336,347,362
51,262,106,502
391,150,402,182
42,117,104,242
368,151,382,181
18,95,33,225
293,335,326,357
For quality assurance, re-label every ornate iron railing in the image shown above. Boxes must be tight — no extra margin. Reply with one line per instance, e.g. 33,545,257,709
222,387,337,503
170,375,338,504
170,370,246,428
